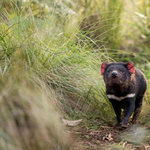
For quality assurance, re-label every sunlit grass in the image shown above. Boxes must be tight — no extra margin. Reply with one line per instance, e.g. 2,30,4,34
0,1,114,149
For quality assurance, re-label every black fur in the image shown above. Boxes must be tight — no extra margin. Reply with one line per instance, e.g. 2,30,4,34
101,62,147,128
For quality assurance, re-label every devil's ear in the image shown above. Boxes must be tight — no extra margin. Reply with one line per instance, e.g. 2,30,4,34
126,62,135,74
101,62,107,75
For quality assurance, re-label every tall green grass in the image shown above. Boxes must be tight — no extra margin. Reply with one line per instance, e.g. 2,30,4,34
78,0,124,49
0,0,114,117
0,1,116,149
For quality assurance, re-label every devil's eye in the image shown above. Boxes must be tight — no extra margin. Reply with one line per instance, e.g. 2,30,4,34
107,70,110,73
119,69,124,73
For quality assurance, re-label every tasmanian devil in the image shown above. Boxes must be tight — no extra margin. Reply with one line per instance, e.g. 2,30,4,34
101,62,147,128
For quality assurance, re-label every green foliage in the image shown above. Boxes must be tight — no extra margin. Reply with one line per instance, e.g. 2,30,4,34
74,0,124,50
1,0,76,22
0,0,114,122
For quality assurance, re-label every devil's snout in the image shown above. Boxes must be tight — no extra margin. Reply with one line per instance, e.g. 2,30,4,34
111,71,118,78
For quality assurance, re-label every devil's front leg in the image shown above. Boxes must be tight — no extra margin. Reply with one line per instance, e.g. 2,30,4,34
121,98,135,128
110,99,122,127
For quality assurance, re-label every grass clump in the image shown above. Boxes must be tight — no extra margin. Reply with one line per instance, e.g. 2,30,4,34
0,1,115,149
0,69,71,150
0,0,113,120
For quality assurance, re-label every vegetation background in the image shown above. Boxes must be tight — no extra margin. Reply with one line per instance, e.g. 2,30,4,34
0,0,150,149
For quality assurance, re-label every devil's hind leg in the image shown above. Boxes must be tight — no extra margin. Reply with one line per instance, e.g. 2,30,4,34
132,95,144,124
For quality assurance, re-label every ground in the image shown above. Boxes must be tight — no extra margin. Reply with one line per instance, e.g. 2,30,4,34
71,123,150,150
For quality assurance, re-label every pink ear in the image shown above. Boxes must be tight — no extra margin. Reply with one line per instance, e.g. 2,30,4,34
101,62,107,75
127,62,135,74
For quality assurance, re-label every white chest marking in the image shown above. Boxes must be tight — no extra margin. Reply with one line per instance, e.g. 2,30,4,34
107,93,135,101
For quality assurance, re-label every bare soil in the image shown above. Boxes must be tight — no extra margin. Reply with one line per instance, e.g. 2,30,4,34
71,124,150,150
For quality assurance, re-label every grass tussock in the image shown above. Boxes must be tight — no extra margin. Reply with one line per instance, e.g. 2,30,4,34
0,69,71,150
0,1,114,121
0,1,114,149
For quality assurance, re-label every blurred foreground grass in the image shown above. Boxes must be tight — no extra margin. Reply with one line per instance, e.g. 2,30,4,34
0,72,71,150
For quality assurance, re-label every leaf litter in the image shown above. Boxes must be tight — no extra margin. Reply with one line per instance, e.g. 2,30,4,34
68,123,150,150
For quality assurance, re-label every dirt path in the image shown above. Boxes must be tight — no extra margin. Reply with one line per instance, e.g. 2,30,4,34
71,124,150,150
